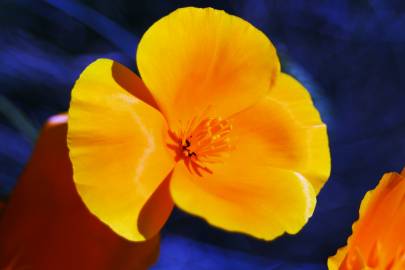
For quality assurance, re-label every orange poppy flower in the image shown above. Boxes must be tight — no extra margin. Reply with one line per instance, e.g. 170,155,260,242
0,115,159,270
67,7,330,242
328,168,405,270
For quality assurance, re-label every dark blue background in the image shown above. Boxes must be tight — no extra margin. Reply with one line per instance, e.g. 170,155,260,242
1,0,405,269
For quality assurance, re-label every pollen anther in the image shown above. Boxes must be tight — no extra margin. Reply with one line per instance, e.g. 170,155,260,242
171,117,234,176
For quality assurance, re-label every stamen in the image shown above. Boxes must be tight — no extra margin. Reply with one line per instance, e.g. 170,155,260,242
169,117,234,176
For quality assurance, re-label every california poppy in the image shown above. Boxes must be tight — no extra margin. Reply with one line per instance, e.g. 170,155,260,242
328,168,405,270
0,115,159,270
67,7,330,242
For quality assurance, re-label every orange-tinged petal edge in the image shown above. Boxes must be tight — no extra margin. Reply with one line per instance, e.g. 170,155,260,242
328,168,405,270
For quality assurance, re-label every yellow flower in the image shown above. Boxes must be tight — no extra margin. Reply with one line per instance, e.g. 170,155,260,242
67,7,330,242
328,168,405,270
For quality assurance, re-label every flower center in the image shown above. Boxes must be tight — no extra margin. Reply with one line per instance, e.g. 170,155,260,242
169,117,234,176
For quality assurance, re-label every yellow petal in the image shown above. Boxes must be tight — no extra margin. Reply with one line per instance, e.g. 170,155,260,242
68,59,175,241
230,72,331,193
170,161,316,241
137,7,280,129
168,72,327,240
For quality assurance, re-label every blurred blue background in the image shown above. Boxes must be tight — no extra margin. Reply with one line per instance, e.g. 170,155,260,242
1,0,405,269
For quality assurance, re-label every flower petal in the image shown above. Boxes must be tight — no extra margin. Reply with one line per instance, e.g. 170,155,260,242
68,59,175,241
169,73,327,240
328,169,405,270
327,246,348,270
230,73,330,193
137,7,280,129
349,171,405,267
170,161,316,241
0,115,160,269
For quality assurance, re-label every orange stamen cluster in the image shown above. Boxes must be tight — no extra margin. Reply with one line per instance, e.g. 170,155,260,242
169,117,234,176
